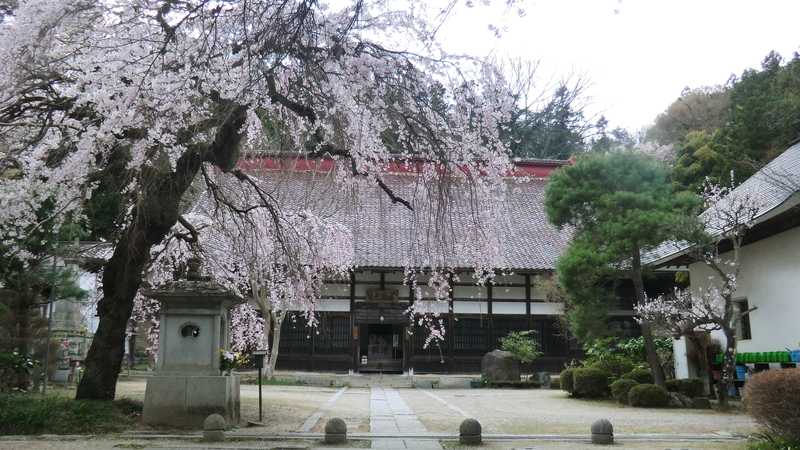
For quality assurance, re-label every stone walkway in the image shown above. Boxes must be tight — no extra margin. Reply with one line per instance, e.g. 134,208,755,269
369,387,442,449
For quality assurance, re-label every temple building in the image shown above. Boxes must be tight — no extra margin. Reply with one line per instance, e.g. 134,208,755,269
259,157,586,374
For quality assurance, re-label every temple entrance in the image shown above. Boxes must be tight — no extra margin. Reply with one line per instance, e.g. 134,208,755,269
359,324,403,373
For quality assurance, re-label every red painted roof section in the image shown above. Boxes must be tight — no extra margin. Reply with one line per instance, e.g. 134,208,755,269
237,156,570,178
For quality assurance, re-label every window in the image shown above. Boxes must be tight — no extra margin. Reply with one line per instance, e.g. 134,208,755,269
735,299,752,341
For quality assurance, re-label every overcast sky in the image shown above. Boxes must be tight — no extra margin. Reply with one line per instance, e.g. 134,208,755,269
436,0,800,132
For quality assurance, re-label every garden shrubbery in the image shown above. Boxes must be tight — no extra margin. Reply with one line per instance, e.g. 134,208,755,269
0,394,141,434
560,368,576,394
665,378,705,398
628,384,670,408
572,367,611,398
744,369,800,443
610,378,639,404
586,356,634,379
621,367,654,384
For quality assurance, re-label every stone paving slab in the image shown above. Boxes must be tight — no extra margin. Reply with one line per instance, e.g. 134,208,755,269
370,386,443,449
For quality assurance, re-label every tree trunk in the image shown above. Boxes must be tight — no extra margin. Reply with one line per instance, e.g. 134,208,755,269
267,312,285,380
76,104,248,400
718,327,737,409
631,248,666,386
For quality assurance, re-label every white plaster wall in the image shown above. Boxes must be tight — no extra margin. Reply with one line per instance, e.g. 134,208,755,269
415,300,450,314
453,301,488,314
78,272,99,332
317,299,351,312
688,226,800,353
492,301,526,315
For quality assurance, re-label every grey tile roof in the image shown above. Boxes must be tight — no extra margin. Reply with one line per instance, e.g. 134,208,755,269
646,142,800,265
195,170,572,271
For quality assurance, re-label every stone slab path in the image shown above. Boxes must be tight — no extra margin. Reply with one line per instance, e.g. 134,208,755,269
369,387,442,449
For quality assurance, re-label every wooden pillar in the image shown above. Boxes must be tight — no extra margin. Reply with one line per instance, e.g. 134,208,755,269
408,283,415,370
487,283,494,350
350,270,357,371
447,272,455,373
310,323,315,372
526,273,532,330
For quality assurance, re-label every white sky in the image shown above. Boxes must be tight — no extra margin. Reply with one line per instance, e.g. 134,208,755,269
436,0,800,131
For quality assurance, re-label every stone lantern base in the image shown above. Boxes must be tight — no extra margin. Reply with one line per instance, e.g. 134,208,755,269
143,374,240,428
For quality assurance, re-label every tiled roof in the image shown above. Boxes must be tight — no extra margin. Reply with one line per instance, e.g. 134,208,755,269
195,163,572,271
646,142,800,265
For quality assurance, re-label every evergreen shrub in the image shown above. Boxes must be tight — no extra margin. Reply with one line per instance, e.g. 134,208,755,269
587,356,635,379
621,367,654,384
610,378,639,404
665,378,705,398
628,384,670,408
572,367,611,398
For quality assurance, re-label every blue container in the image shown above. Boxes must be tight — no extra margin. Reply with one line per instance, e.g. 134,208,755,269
791,350,800,363
735,365,747,380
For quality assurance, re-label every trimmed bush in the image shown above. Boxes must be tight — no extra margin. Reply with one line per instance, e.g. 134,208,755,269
610,378,639,404
572,368,611,398
665,378,705,398
560,368,575,394
744,369,800,442
628,384,670,408
587,356,635,379
621,367,654,384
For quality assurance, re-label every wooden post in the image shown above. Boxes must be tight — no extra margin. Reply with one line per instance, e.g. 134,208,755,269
350,270,357,372
447,272,455,372
525,273,532,330
487,284,494,350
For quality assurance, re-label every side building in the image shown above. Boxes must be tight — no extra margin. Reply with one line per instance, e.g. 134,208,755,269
649,142,800,380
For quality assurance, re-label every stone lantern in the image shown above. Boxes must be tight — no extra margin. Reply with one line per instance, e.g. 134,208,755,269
142,258,244,428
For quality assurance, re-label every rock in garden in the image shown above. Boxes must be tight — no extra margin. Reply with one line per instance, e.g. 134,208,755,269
481,350,520,383
460,418,482,445
668,392,693,408
691,397,712,409
324,417,347,444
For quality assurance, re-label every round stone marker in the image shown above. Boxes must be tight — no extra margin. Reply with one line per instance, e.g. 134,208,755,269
325,417,347,444
203,413,226,442
459,418,482,445
590,418,613,445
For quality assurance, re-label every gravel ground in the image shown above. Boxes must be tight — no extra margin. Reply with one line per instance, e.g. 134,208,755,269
399,388,757,435
12,380,755,449
442,439,747,449
307,387,371,433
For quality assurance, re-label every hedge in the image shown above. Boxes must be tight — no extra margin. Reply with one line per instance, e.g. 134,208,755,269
665,378,704,398
587,356,635,379
621,367,654,384
560,368,576,394
610,378,639,404
572,367,611,398
628,384,670,408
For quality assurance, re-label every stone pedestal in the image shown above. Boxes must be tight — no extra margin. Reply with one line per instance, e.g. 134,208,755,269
144,374,240,428
141,260,244,428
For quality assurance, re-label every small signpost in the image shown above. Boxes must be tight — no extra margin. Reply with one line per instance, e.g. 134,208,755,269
252,350,267,423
